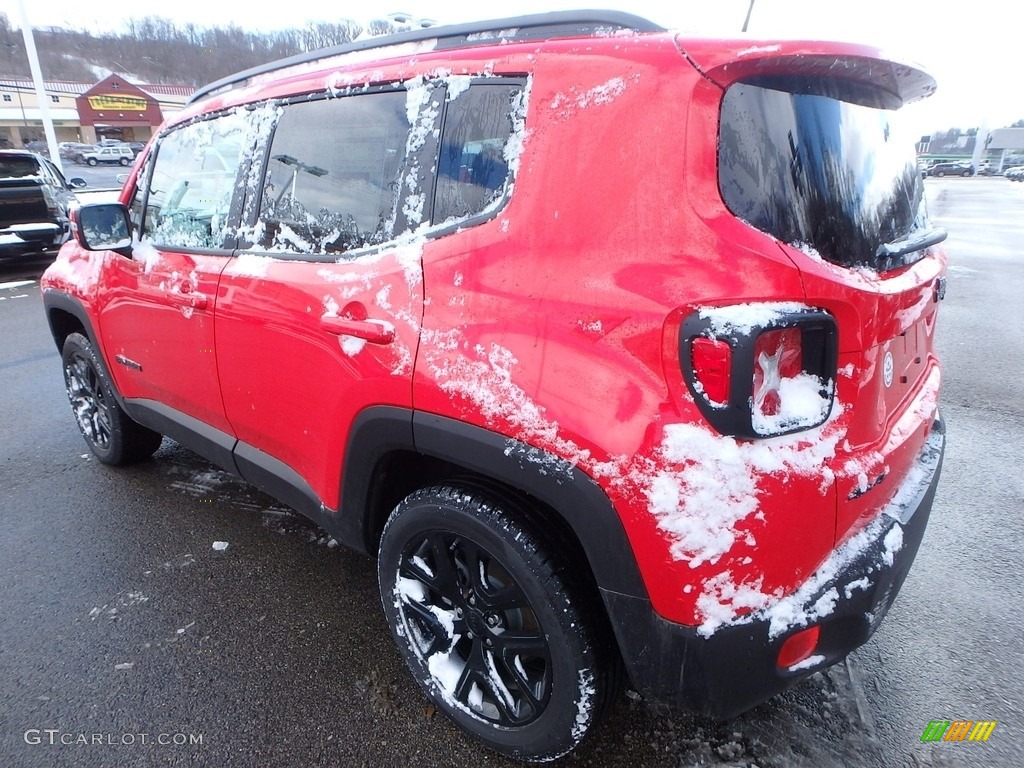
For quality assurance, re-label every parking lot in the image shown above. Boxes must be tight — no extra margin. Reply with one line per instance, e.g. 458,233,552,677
58,162,128,196
0,176,1021,768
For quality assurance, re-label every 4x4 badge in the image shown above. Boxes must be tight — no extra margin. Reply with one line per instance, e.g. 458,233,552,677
883,351,894,388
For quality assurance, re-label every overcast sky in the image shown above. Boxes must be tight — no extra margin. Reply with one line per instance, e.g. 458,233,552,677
13,0,1024,136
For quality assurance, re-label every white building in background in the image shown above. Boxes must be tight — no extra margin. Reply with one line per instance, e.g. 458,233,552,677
980,128,1024,171
0,75,192,148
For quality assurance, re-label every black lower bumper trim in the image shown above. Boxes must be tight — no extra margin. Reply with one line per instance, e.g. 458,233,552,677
603,417,945,719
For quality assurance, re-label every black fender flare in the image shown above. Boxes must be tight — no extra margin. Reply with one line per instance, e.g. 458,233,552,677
41,289,127,411
340,406,648,600
42,289,99,353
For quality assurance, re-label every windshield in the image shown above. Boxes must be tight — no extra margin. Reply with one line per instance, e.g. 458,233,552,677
0,155,42,179
718,77,928,271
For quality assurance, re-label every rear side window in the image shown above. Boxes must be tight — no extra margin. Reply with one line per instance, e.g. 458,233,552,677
434,84,521,224
251,92,410,255
718,78,927,271
142,112,249,249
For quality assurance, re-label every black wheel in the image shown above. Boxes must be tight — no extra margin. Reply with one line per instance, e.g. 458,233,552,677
379,485,617,762
61,332,163,465
936,170,945,177
962,170,971,177
87,158,97,166
120,157,130,166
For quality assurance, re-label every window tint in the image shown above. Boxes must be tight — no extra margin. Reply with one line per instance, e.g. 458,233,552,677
434,84,520,223
718,79,927,271
251,92,410,255
44,159,67,186
0,155,41,178
142,112,249,249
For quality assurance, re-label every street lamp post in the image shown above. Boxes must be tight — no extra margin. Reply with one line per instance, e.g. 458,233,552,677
15,0,64,173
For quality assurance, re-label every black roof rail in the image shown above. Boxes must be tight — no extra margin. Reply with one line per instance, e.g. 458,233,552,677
189,10,664,105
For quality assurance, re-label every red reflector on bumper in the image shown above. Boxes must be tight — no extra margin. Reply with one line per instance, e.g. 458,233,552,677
777,625,821,669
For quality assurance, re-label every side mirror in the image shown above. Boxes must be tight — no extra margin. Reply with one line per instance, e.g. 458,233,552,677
75,203,132,254
68,177,88,189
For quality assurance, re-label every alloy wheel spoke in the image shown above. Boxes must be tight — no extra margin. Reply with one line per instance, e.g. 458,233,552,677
493,628,549,658
426,533,461,595
498,647,545,711
472,643,519,723
401,593,455,657
453,640,487,701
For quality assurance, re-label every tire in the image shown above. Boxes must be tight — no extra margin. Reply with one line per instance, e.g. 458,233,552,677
61,332,163,465
936,170,945,177
962,170,971,177
120,157,130,166
379,485,617,762
87,158,97,166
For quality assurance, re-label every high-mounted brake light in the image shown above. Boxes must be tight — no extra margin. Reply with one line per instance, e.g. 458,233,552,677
680,306,838,439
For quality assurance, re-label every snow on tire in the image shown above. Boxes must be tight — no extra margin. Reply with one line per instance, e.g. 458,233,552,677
61,332,163,465
378,484,616,762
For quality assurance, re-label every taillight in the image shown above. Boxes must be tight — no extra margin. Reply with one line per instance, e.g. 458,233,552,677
680,305,838,438
691,337,732,404
753,328,802,417
40,184,60,216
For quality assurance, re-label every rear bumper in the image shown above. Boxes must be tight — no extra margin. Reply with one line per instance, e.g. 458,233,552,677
603,416,945,719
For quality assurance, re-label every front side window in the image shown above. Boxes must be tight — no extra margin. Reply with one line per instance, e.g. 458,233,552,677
718,77,928,271
434,84,521,224
250,92,411,255
142,112,249,249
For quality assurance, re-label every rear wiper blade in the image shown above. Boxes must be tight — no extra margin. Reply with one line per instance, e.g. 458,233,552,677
876,227,947,260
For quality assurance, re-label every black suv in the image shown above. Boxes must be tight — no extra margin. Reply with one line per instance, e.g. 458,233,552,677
0,150,86,260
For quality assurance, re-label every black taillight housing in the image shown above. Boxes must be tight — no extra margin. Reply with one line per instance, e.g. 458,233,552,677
680,306,838,438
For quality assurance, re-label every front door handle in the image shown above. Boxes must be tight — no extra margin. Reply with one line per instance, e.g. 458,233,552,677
166,289,209,310
320,315,395,345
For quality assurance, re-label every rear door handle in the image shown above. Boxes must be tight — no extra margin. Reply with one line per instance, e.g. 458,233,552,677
320,315,395,345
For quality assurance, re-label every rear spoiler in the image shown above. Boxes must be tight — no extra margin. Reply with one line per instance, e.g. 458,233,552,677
676,37,936,107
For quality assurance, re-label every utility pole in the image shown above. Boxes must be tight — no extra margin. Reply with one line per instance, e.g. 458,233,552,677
15,0,64,173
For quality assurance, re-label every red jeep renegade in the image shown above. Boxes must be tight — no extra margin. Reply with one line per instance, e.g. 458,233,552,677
41,11,946,762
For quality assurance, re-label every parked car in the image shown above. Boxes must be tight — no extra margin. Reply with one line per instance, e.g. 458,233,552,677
40,11,947,762
23,140,50,158
63,143,94,163
78,144,135,166
927,161,973,177
1005,166,1024,181
0,149,86,260
127,141,147,157
58,142,92,162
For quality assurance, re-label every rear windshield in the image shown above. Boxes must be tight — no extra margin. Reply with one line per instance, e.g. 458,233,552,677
0,155,42,179
718,77,928,271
